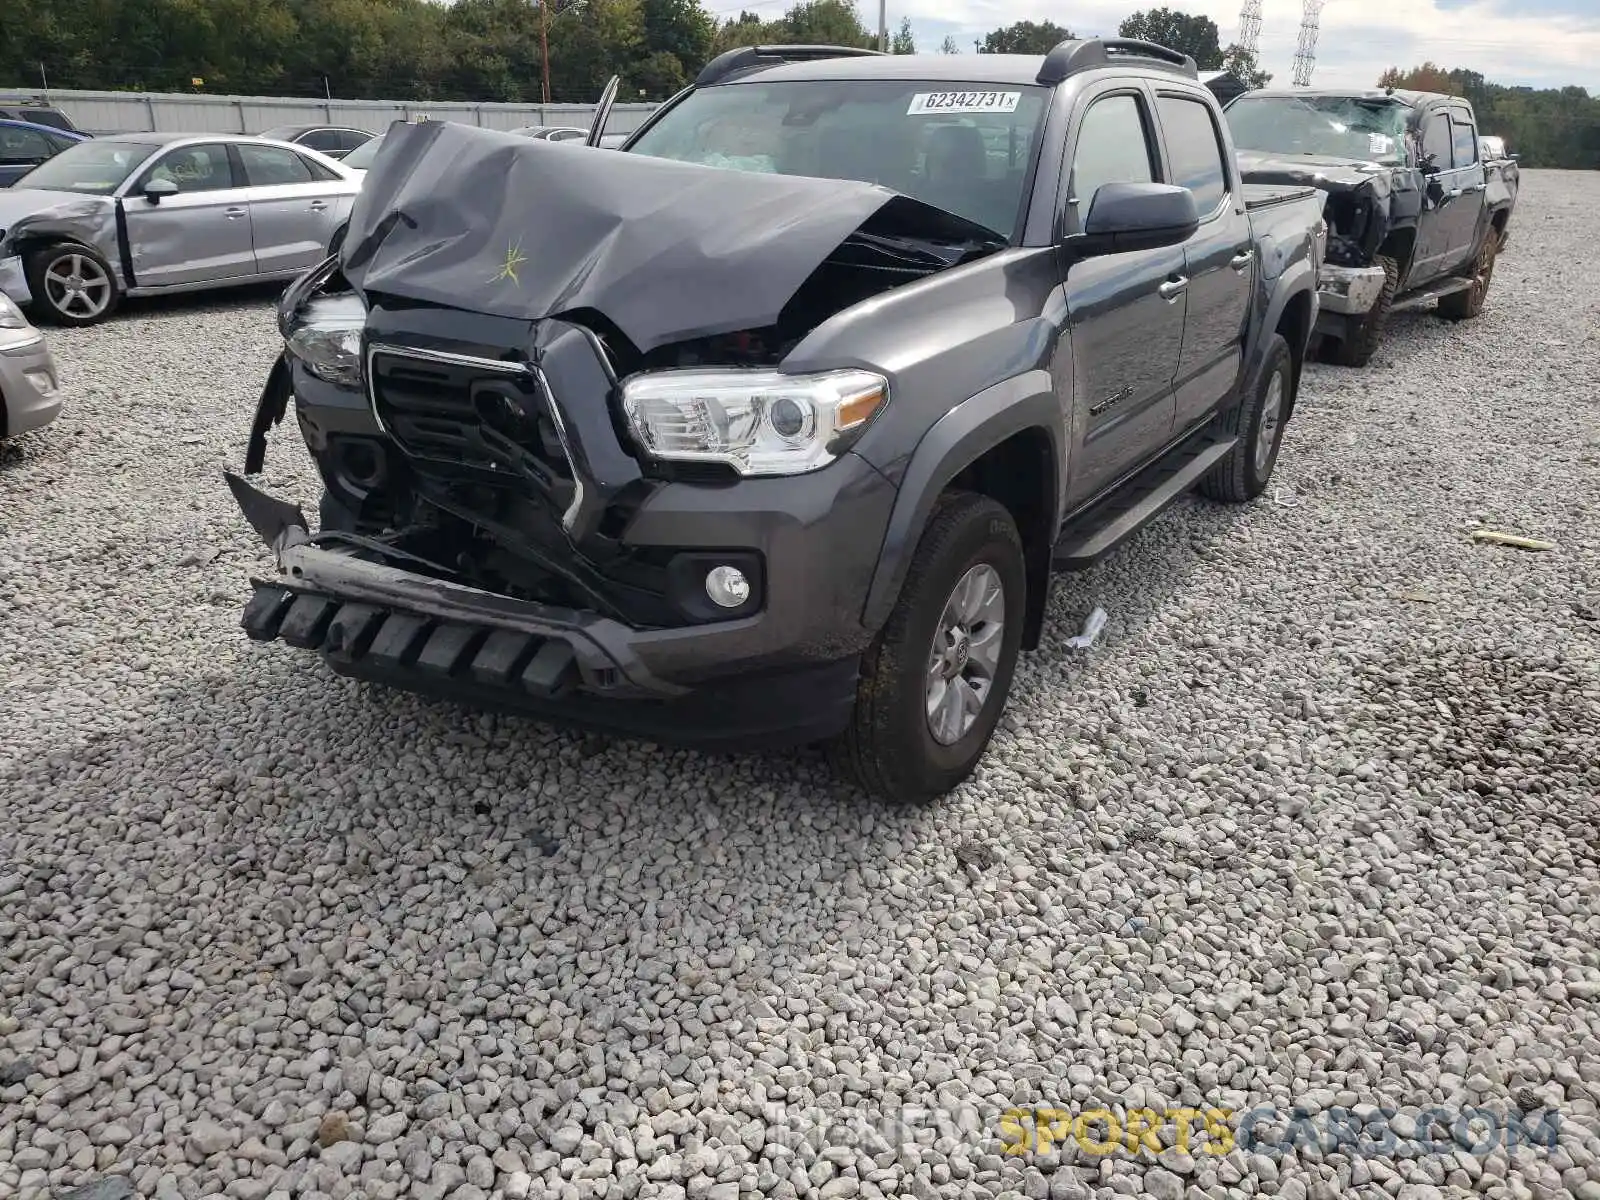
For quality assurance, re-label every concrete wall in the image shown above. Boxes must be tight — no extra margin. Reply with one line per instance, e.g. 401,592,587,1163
0,87,660,138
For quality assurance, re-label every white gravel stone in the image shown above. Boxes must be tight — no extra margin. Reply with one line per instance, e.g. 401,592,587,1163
1,175,1599,1200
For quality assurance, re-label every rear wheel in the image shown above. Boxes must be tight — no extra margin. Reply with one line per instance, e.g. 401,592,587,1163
1437,233,1497,321
1199,331,1294,504
24,244,120,327
1322,254,1397,368
826,491,1025,803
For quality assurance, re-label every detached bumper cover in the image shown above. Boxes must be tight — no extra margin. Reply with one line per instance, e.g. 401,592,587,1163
0,256,30,306
227,473,862,748
1316,262,1388,316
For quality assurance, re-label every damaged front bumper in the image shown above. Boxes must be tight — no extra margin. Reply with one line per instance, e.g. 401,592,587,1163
1315,262,1389,316
225,466,875,751
0,256,30,306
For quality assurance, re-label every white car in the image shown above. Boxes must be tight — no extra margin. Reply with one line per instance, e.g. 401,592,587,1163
0,132,363,326
0,290,61,439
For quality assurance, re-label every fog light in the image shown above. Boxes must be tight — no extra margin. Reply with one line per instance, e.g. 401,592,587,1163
705,565,750,608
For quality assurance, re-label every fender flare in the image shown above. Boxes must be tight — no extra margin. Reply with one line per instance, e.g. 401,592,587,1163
860,371,1065,642
1244,261,1316,415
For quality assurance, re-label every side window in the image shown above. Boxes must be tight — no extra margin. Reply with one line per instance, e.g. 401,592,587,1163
0,126,53,164
1156,94,1229,214
1450,115,1478,169
1420,113,1452,169
140,143,236,192
339,129,373,153
1068,93,1154,216
238,143,316,186
300,129,344,154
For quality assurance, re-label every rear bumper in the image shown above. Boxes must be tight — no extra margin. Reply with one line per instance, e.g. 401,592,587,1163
0,333,62,437
1316,262,1388,316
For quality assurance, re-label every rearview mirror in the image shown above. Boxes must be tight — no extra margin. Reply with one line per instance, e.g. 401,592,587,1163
143,177,179,203
1072,182,1199,256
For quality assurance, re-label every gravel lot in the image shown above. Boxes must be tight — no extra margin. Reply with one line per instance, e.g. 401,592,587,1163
2,169,1598,1200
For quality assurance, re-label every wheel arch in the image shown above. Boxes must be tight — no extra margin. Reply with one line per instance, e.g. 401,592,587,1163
862,374,1065,653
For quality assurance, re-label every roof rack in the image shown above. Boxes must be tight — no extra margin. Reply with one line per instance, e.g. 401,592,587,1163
695,44,887,87
1037,37,1198,86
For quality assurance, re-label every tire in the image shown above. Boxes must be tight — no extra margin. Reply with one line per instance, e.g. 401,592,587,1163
1436,233,1497,321
1324,254,1397,368
826,491,1026,803
1199,331,1294,505
24,243,121,327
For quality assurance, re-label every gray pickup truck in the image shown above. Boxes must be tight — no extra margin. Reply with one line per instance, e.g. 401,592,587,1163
1225,87,1518,366
226,38,1326,803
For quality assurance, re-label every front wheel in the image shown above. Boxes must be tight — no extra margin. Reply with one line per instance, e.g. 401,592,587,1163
826,491,1026,803
1321,254,1397,368
24,243,121,327
1199,330,1294,504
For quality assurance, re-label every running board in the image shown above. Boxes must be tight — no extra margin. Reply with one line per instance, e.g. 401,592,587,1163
1053,434,1237,570
1390,275,1473,314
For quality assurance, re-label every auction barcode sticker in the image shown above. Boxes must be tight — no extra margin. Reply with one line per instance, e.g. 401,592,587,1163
907,90,1021,115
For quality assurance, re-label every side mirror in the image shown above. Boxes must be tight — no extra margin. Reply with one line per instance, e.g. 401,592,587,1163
1418,153,1441,176
143,177,179,203
1071,182,1200,257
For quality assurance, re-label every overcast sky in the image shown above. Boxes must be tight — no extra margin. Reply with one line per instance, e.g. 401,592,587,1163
711,0,1600,92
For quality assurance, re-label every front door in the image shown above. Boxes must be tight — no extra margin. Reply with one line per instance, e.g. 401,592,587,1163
1411,108,1485,284
234,142,345,276
1059,88,1185,509
1154,90,1254,434
121,142,255,287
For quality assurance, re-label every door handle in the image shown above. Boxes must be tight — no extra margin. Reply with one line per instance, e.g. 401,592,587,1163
225,207,247,219
1230,249,1253,271
309,201,329,211
1158,276,1188,301
1460,183,1485,194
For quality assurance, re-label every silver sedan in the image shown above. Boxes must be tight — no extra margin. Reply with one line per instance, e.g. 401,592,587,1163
0,133,362,327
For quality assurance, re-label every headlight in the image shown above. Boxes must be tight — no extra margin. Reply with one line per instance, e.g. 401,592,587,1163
620,368,888,477
0,291,29,331
284,292,366,388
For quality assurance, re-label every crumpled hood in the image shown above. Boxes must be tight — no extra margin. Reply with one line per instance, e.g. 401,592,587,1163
339,118,1001,355
0,189,112,240
1235,150,1403,193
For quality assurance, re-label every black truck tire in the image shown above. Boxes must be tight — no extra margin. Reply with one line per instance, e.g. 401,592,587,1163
1199,331,1294,505
1436,233,1498,321
23,243,122,327
1324,254,1397,368
827,491,1025,804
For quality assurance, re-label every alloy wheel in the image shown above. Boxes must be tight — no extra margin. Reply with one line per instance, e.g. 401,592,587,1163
925,563,1006,746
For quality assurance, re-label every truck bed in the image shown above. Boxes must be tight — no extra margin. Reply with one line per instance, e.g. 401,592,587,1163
1243,182,1321,211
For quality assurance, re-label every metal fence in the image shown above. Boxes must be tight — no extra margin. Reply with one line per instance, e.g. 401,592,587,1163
0,87,661,138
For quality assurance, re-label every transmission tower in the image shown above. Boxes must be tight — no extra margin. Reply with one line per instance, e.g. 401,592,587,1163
1291,0,1327,86
1235,0,1263,57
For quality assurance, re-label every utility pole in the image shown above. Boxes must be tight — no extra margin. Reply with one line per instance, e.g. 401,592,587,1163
541,0,552,105
1292,0,1327,86
878,0,887,52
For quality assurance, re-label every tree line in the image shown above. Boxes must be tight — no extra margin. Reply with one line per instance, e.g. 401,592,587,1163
2,0,1594,167
1379,63,1600,169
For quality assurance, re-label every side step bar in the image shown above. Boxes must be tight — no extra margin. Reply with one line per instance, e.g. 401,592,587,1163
1052,434,1236,570
1390,274,1473,314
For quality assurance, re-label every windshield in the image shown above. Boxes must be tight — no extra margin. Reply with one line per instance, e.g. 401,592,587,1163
626,80,1050,240
1225,95,1409,164
17,139,161,193
342,134,384,170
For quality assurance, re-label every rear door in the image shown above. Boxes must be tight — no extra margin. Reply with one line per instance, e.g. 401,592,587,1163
1058,86,1186,508
1152,88,1254,435
0,125,55,187
235,142,346,275
122,141,256,286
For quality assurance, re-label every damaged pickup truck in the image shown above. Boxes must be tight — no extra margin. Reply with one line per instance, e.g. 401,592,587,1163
227,39,1326,802
1225,87,1518,367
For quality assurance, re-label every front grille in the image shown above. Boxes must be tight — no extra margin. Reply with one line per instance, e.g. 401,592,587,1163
368,345,574,498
